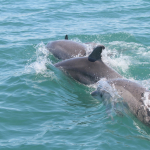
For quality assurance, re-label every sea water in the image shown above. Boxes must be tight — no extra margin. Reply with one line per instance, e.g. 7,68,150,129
0,0,150,149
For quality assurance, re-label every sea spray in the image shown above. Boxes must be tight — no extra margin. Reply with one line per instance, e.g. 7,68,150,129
72,37,101,56
94,79,124,118
143,92,150,112
25,42,57,79
102,44,131,74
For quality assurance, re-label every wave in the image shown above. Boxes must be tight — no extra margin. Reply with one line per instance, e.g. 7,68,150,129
27,33,150,86
24,42,57,80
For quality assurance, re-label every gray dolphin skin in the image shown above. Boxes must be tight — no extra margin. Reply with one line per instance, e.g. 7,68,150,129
46,35,86,60
54,45,122,85
46,35,99,60
91,78,150,126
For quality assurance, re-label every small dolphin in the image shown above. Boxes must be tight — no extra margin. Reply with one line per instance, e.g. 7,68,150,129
46,35,86,60
91,78,150,126
46,35,99,60
54,45,122,85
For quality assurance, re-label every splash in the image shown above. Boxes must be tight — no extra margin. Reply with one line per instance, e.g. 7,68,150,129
98,41,150,79
102,45,131,74
25,42,56,78
84,43,93,56
143,92,150,111
97,79,121,103
72,38,101,56
102,49,131,73
72,38,83,44
138,79,150,91
84,42,101,56
96,79,124,118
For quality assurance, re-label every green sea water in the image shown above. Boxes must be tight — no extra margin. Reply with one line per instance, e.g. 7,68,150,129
0,0,150,149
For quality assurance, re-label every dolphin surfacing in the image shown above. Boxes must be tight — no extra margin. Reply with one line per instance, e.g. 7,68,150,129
46,35,86,60
46,35,100,60
54,45,122,85
91,78,150,126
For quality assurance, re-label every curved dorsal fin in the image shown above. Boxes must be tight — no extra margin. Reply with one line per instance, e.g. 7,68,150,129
65,35,68,40
88,45,105,62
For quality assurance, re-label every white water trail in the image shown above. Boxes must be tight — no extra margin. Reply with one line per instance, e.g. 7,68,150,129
25,42,56,79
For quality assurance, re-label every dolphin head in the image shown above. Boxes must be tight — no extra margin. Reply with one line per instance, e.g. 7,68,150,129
91,90,103,99
91,79,114,102
91,79,121,104
91,88,113,103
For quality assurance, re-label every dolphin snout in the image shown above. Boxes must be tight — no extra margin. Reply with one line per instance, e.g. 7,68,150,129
91,90,103,97
91,90,99,96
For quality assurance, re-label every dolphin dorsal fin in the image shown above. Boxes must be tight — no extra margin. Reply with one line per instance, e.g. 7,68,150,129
65,35,68,40
88,45,105,62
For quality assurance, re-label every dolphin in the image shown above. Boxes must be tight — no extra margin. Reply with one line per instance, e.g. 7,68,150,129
91,78,150,126
54,45,122,85
46,35,99,60
46,35,86,60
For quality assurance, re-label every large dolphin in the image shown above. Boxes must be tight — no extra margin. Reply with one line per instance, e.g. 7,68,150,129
46,35,98,60
91,78,150,126
54,45,122,85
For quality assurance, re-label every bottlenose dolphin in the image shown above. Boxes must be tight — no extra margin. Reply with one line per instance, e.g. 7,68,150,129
46,35,86,60
54,45,122,85
91,78,150,126
46,35,99,60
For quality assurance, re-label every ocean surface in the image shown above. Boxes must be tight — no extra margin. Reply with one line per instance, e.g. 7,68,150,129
0,0,150,149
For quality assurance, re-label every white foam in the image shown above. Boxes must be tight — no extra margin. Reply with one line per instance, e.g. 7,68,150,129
26,58,47,74
71,38,102,56
25,42,56,79
102,47,131,73
97,78,121,101
85,43,94,56
137,79,150,91
143,92,150,111
72,38,82,44
99,41,150,76
108,41,143,50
